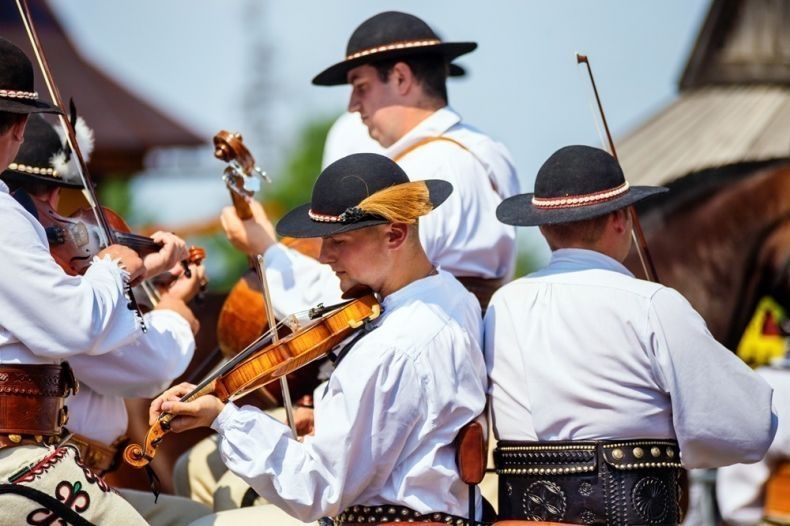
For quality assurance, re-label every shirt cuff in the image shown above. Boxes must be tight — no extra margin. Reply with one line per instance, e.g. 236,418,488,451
262,243,291,268
87,254,129,286
211,401,239,433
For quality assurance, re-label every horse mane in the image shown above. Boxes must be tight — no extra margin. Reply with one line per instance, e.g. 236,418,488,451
634,158,789,218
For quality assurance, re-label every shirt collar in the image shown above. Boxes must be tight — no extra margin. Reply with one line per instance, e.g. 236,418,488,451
381,270,444,312
0,180,8,194
539,248,634,278
385,106,462,159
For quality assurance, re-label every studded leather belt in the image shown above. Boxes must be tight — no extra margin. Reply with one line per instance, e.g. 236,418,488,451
494,439,684,525
0,362,77,445
335,504,471,525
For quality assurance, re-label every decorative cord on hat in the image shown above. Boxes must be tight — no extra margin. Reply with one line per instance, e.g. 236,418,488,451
308,181,433,224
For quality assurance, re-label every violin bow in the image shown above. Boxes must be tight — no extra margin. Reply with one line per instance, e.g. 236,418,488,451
576,53,660,283
15,0,148,329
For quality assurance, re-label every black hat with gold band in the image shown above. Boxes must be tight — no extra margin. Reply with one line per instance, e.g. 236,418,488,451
312,11,476,86
0,38,60,114
1,113,94,189
276,152,452,238
496,145,667,227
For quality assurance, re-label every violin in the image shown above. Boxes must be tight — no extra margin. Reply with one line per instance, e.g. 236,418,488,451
123,292,381,468
35,199,161,276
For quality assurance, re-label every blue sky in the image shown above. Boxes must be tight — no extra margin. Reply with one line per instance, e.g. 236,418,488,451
48,0,711,260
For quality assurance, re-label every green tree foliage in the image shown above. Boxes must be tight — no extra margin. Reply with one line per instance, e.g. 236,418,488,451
264,115,337,219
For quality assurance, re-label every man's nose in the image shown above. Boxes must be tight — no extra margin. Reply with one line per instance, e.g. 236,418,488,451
318,240,332,264
347,92,359,113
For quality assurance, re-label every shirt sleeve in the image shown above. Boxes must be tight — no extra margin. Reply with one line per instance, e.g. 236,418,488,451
68,309,195,397
483,292,536,441
263,244,344,319
0,203,139,359
647,287,777,468
212,345,421,522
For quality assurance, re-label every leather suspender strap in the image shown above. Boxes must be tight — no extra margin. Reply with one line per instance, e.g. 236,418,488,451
392,135,500,195
392,136,470,162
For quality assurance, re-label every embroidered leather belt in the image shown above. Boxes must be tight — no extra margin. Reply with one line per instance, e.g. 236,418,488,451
335,504,471,525
457,276,504,312
0,362,77,445
494,439,684,525
68,433,127,475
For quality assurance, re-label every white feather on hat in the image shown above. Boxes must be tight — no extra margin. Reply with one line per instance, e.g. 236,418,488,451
50,117,94,183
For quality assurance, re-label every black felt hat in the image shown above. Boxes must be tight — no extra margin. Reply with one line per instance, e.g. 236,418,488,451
496,145,667,227
1,114,93,189
0,38,60,114
276,152,452,238
313,11,477,86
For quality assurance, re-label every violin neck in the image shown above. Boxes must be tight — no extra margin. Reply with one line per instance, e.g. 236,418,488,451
230,190,253,220
114,231,162,256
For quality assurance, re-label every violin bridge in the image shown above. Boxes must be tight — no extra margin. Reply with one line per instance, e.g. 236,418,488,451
282,314,301,332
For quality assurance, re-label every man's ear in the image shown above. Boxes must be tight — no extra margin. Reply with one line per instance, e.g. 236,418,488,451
392,62,414,96
11,115,28,142
610,208,630,234
385,223,409,249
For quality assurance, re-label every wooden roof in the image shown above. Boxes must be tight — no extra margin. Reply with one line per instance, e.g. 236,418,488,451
618,0,790,186
0,1,204,174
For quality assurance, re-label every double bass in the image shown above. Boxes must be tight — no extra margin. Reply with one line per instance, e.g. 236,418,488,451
213,131,323,407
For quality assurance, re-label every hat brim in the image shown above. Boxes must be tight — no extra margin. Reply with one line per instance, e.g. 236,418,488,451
1,168,82,189
0,98,61,115
277,179,453,238
312,42,477,86
496,186,668,227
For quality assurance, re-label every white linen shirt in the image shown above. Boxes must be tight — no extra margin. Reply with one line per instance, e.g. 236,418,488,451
0,181,195,444
717,367,790,525
211,271,487,522
386,106,519,280
484,248,776,469
67,309,196,444
0,181,139,364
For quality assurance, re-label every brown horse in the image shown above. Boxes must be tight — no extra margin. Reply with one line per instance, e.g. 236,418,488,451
626,160,790,350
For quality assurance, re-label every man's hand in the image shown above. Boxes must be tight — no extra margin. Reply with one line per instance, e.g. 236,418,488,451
149,382,225,433
97,244,145,285
220,199,277,256
293,406,315,438
160,262,206,303
142,232,188,279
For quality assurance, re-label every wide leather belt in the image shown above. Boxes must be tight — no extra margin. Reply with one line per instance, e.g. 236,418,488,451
457,276,504,312
335,504,471,525
0,362,77,441
495,439,684,525
68,433,127,475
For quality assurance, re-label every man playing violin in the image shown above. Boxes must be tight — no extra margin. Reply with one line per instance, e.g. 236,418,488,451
182,12,517,512
1,111,212,526
152,153,487,526
0,37,204,525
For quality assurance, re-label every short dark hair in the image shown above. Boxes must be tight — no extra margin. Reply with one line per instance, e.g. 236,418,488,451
372,54,449,104
0,112,26,134
3,175,51,197
540,212,613,250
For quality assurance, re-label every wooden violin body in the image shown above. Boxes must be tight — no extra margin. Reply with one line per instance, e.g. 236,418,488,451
31,197,161,276
123,293,381,468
